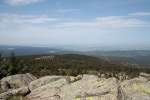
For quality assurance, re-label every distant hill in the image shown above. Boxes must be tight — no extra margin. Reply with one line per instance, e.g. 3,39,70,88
0,45,66,57
1,51,150,79
10,54,149,78
81,50,150,57
80,50,150,67
1,45,150,68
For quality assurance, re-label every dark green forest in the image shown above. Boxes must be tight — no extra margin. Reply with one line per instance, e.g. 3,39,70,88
0,52,150,79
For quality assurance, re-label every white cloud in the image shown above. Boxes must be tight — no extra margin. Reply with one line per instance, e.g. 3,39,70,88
0,13,150,40
0,13,58,24
1,13,149,30
96,16,148,28
57,9,80,13
129,12,150,16
0,13,150,46
4,0,43,6
56,16,150,29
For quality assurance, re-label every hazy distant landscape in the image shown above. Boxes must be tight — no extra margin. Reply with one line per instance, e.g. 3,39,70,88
1,46,150,79
1,0,150,100
1,45,150,68
1,44,150,81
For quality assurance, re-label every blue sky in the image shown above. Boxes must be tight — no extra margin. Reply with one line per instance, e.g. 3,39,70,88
0,0,150,49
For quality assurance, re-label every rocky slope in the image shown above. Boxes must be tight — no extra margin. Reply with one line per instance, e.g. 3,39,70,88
0,73,150,100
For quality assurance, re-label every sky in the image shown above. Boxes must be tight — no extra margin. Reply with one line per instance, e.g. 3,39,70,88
0,0,150,49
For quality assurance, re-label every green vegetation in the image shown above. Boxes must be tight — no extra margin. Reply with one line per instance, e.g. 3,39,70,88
0,52,19,78
0,53,150,79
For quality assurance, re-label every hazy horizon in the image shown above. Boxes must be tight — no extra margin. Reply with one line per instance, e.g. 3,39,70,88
0,0,150,49
1,44,150,51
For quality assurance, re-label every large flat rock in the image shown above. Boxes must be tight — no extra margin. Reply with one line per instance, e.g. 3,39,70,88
26,75,119,100
29,76,64,91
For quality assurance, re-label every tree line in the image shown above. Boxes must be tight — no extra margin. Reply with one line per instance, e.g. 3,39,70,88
0,52,150,79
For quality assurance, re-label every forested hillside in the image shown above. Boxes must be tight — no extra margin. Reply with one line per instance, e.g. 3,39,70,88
1,53,150,80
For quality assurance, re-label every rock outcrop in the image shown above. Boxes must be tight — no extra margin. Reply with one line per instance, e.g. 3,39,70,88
59,75,118,100
120,75,150,100
26,75,118,100
0,73,150,100
29,76,64,91
1,73,37,92
0,87,29,100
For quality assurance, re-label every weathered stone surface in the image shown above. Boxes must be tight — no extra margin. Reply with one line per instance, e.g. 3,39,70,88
140,73,150,77
140,72,150,81
29,76,64,90
26,87,61,100
29,75,80,91
26,77,68,100
1,73,150,100
0,87,29,100
26,75,119,100
1,73,37,91
61,76,118,100
120,76,150,100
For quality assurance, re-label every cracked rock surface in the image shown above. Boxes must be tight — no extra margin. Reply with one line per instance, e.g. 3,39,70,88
0,73,150,100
